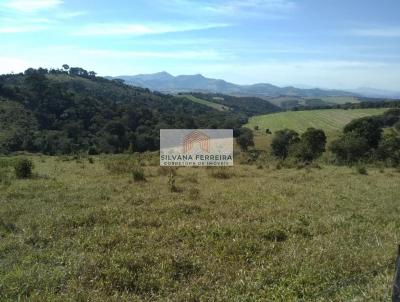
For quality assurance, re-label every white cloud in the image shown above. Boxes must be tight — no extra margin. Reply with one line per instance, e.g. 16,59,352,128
205,0,296,16
162,0,296,18
0,25,47,33
80,49,225,60
2,0,63,12
351,26,400,38
74,23,229,36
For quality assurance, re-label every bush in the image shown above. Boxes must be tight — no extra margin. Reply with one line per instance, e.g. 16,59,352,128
168,172,179,192
236,128,254,151
343,116,382,149
14,158,34,179
329,132,369,164
377,132,400,166
356,165,368,175
262,228,288,242
132,166,146,182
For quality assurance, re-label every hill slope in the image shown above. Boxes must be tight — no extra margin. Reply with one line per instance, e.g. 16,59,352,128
0,69,252,154
246,108,388,133
111,72,359,98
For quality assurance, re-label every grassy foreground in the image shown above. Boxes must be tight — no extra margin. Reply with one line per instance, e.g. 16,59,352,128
246,108,387,134
1,155,399,301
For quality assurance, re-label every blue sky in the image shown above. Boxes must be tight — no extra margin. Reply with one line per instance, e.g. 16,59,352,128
1,0,400,90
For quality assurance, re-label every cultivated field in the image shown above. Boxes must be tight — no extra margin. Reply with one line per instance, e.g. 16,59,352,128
246,108,387,134
1,154,399,301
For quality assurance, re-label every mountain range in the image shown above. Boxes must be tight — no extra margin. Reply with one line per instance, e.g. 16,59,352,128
110,72,361,98
110,72,400,99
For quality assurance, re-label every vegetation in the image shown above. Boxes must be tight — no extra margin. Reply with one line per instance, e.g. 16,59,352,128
178,94,230,111
236,128,255,151
0,155,399,301
330,110,400,165
0,67,246,155
246,108,387,134
14,158,34,179
187,92,280,117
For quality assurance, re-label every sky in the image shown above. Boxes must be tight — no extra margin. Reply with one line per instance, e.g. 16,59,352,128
0,0,400,90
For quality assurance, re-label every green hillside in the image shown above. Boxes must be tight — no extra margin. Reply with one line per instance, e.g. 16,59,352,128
268,96,360,109
0,68,246,155
178,95,230,111
246,108,387,133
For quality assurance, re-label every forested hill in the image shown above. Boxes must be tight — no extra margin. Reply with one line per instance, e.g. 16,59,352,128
0,67,262,155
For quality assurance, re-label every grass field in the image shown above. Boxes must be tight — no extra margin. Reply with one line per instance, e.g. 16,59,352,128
1,155,399,301
246,108,387,134
308,96,360,105
179,95,230,111
268,96,360,108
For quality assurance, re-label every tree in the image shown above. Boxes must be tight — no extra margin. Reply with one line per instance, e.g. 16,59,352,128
237,128,254,151
301,128,326,158
291,128,327,162
329,131,369,163
377,132,400,166
343,117,382,149
271,129,299,159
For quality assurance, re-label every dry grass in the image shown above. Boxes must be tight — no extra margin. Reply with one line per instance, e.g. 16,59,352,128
0,154,399,301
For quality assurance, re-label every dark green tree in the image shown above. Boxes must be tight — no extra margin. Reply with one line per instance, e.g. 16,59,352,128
236,128,254,151
271,129,300,159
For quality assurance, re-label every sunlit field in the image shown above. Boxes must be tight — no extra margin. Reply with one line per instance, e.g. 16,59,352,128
246,108,387,134
1,154,399,301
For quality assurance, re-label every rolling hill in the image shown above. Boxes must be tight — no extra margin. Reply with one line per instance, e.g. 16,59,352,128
0,68,254,155
246,108,388,134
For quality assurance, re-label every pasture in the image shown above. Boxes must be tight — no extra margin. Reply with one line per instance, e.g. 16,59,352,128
178,95,230,112
246,108,387,134
0,154,399,301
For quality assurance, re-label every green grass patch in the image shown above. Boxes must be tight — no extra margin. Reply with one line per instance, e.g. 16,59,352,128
246,108,388,134
179,95,231,111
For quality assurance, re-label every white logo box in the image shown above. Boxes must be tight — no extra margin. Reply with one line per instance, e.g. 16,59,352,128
160,129,233,166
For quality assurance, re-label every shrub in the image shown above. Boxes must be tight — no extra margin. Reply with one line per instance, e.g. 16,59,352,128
293,128,327,162
262,228,288,242
329,132,369,164
168,172,179,192
132,166,146,182
236,128,254,151
343,116,382,149
377,132,400,167
271,129,300,159
395,121,400,133
88,146,98,155
356,165,368,175
14,158,34,179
